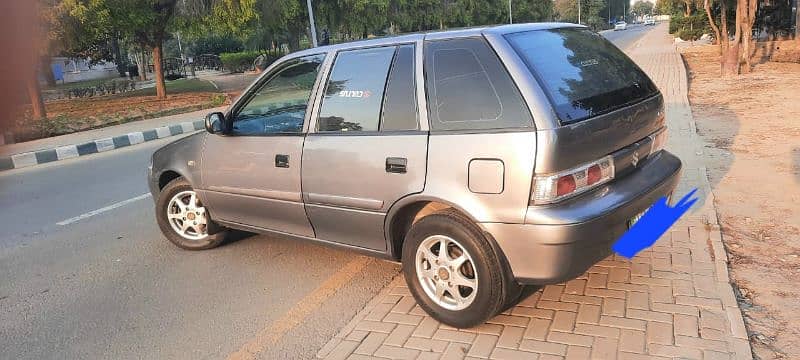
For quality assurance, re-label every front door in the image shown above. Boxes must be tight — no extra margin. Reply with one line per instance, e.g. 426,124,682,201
302,44,427,251
199,54,326,237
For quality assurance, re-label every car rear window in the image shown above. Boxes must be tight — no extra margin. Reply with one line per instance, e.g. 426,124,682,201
505,28,658,123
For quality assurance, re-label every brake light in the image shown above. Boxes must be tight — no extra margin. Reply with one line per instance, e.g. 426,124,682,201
532,155,615,204
587,164,601,185
556,175,576,196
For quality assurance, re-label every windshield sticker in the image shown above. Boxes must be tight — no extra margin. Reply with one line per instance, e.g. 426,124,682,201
338,90,372,98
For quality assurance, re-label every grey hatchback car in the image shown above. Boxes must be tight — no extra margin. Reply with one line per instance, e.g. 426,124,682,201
148,23,681,327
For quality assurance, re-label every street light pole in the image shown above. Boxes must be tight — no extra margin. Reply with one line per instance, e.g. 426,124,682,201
508,0,513,24
578,0,581,24
306,0,318,47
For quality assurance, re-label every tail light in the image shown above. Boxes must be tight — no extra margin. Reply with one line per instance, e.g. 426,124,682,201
532,155,615,204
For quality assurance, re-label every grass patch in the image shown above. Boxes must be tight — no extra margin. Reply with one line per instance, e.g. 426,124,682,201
46,77,121,90
125,78,219,97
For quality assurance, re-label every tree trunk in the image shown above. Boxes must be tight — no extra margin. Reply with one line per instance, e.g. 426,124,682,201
39,56,56,87
720,0,729,49
721,42,740,76
684,0,692,16
740,0,758,73
152,43,167,100
796,0,800,42
137,50,147,81
112,36,126,77
287,31,301,52
26,73,46,120
704,0,722,47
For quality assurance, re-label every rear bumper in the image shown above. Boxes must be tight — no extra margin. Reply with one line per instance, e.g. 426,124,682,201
482,150,682,285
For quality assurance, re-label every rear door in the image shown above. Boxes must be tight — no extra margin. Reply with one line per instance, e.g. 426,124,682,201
301,44,426,251
503,28,664,174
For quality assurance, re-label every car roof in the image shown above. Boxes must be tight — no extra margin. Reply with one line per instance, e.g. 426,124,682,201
287,22,585,59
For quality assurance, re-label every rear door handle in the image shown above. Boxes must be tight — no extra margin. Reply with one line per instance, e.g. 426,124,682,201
385,157,407,173
275,154,290,168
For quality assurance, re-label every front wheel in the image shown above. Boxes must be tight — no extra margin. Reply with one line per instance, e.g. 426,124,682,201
402,209,521,328
156,177,227,250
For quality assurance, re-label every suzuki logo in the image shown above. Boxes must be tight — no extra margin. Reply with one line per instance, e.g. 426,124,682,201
632,151,640,167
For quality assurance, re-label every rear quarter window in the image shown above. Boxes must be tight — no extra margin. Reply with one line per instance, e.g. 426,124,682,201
424,37,532,131
505,28,659,123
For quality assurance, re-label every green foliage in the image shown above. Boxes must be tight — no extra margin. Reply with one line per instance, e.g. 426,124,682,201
555,0,608,30
44,0,115,61
189,33,245,55
631,0,654,16
656,0,683,15
220,51,261,72
32,114,74,137
670,13,711,39
210,94,227,106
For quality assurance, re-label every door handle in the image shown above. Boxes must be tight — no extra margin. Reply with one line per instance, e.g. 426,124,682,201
385,157,407,173
275,154,290,168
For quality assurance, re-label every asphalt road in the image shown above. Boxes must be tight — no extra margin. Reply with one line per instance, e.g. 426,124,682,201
602,23,654,51
0,25,654,360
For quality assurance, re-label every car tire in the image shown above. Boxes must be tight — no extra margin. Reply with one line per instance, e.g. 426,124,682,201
156,177,227,250
402,209,521,328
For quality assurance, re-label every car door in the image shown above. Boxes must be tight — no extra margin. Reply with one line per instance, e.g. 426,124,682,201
302,44,427,251
198,54,326,237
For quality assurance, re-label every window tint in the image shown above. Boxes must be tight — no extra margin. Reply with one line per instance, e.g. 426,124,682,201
505,28,659,123
380,44,418,131
232,54,324,135
318,46,396,132
425,37,532,131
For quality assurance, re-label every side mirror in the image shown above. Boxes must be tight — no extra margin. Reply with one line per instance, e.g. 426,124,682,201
205,112,229,134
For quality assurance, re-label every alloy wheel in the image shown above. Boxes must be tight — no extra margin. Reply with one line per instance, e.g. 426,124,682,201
415,234,478,311
166,190,208,240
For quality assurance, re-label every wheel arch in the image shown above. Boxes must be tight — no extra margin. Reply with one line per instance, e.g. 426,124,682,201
158,169,184,190
384,195,511,268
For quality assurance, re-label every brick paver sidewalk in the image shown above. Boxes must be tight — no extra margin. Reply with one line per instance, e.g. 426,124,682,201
316,24,751,360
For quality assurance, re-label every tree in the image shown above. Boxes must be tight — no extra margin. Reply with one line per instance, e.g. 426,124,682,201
631,0,654,16
703,0,758,75
555,0,607,29
656,0,683,16
108,0,179,99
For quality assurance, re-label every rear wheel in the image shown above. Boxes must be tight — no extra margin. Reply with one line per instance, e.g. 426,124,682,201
156,178,227,250
402,209,521,328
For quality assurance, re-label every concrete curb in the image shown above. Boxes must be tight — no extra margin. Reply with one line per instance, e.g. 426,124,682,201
0,120,204,172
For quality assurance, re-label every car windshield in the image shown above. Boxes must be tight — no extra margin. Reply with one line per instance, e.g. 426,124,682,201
505,28,658,123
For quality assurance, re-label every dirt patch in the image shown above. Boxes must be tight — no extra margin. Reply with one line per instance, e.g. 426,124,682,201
682,45,800,359
14,92,228,142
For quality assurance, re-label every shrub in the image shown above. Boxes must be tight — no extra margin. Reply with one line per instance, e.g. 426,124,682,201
189,34,244,55
670,14,711,40
253,52,282,72
220,51,261,73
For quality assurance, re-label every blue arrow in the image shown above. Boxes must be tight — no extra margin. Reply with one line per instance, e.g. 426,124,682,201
612,188,699,259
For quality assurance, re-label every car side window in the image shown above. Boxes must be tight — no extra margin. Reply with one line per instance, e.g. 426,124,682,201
424,37,532,131
232,54,324,135
380,44,418,131
317,46,396,132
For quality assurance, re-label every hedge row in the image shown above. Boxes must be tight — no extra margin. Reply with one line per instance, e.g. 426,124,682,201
220,51,284,73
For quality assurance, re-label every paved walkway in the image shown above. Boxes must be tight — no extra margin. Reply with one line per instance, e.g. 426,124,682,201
316,24,751,360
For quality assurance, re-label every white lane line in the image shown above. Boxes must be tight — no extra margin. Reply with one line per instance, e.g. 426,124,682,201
57,193,152,226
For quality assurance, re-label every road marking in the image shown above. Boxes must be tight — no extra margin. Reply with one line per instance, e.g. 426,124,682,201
56,193,152,226
226,256,373,360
